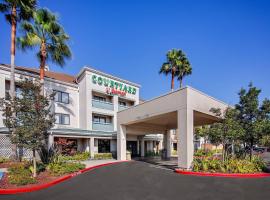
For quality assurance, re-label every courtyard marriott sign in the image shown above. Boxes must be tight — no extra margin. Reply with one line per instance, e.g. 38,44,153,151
92,74,137,97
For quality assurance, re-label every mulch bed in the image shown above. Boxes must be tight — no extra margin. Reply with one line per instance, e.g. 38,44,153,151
0,170,63,189
0,161,18,168
0,161,64,189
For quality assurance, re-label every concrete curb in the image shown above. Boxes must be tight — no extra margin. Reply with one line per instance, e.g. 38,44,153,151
0,160,129,195
175,169,270,178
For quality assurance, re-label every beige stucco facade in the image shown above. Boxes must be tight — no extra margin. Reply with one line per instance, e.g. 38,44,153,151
0,64,163,158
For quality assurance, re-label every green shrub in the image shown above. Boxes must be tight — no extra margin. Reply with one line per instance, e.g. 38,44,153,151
172,150,177,156
0,157,9,163
29,162,46,174
145,151,160,157
47,162,85,176
59,152,90,161
194,149,214,157
8,163,36,185
94,153,113,160
192,156,266,173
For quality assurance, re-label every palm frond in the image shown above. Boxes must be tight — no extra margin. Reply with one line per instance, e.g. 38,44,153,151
159,63,171,75
18,8,72,68
0,2,10,12
18,0,36,21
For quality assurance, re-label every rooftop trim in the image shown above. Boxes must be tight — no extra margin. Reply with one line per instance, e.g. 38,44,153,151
118,86,230,113
77,66,141,88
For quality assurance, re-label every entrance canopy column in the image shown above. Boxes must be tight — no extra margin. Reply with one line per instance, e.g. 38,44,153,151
117,124,127,160
141,138,145,157
89,137,95,159
177,108,194,170
166,130,173,158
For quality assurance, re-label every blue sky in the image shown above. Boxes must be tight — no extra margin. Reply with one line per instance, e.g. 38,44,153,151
0,0,270,104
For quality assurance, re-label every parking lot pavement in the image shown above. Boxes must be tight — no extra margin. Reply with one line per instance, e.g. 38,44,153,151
1,161,270,200
81,159,118,168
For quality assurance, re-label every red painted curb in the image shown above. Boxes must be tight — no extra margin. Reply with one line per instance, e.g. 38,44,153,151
0,160,129,195
175,169,270,178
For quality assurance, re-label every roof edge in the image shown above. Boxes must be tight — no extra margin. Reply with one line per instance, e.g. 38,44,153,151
76,66,141,88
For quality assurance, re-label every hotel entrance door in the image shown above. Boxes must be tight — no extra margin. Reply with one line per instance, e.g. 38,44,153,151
127,141,138,157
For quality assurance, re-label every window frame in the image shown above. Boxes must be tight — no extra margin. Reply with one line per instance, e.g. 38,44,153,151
119,101,127,106
55,113,70,125
54,90,69,104
93,95,106,102
92,115,111,124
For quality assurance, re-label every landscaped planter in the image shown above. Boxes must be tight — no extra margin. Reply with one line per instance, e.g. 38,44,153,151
0,161,129,194
175,169,270,178
126,152,131,160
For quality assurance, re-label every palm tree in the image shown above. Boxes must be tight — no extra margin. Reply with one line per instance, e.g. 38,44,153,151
159,49,180,91
17,8,71,94
0,0,36,98
0,0,36,160
175,50,192,88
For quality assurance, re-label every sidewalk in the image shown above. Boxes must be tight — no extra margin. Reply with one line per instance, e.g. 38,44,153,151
81,159,118,168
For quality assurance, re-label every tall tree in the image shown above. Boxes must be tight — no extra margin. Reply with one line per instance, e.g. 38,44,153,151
175,50,192,88
159,49,181,91
0,80,54,177
17,8,71,94
235,83,270,160
0,0,36,160
0,0,36,98
209,107,244,161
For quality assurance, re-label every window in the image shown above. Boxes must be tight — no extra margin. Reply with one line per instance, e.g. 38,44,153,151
93,95,106,102
119,101,127,106
98,139,110,153
93,115,111,124
15,87,22,99
55,113,70,125
54,91,69,104
55,114,61,124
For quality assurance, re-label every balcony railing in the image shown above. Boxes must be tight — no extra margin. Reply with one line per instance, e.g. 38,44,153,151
118,105,130,111
92,122,114,132
92,99,114,111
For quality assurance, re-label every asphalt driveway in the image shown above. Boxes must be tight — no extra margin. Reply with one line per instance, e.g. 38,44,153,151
1,161,270,200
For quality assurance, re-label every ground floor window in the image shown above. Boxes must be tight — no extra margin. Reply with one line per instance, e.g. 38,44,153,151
98,139,110,153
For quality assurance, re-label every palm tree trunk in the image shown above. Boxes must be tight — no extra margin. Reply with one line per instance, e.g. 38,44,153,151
10,5,18,161
171,68,175,91
10,5,16,99
33,149,37,177
40,41,46,95
179,77,183,88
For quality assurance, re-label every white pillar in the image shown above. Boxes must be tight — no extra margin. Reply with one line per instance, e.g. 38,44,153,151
48,133,54,150
117,125,127,160
166,130,173,158
113,95,118,131
77,139,83,152
163,132,167,151
140,138,145,157
137,140,140,156
177,109,194,170
89,137,95,159
0,75,5,128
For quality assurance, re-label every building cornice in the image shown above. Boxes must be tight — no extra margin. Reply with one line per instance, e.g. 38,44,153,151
76,66,141,88
0,65,78,88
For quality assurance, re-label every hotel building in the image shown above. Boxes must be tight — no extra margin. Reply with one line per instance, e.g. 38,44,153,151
0,64,164,158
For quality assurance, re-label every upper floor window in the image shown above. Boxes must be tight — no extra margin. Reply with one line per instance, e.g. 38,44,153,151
54,91,69,104
119,101,127,106
93,115,111,124
55,113,70,125
93,95,106,102
16,87,23,99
